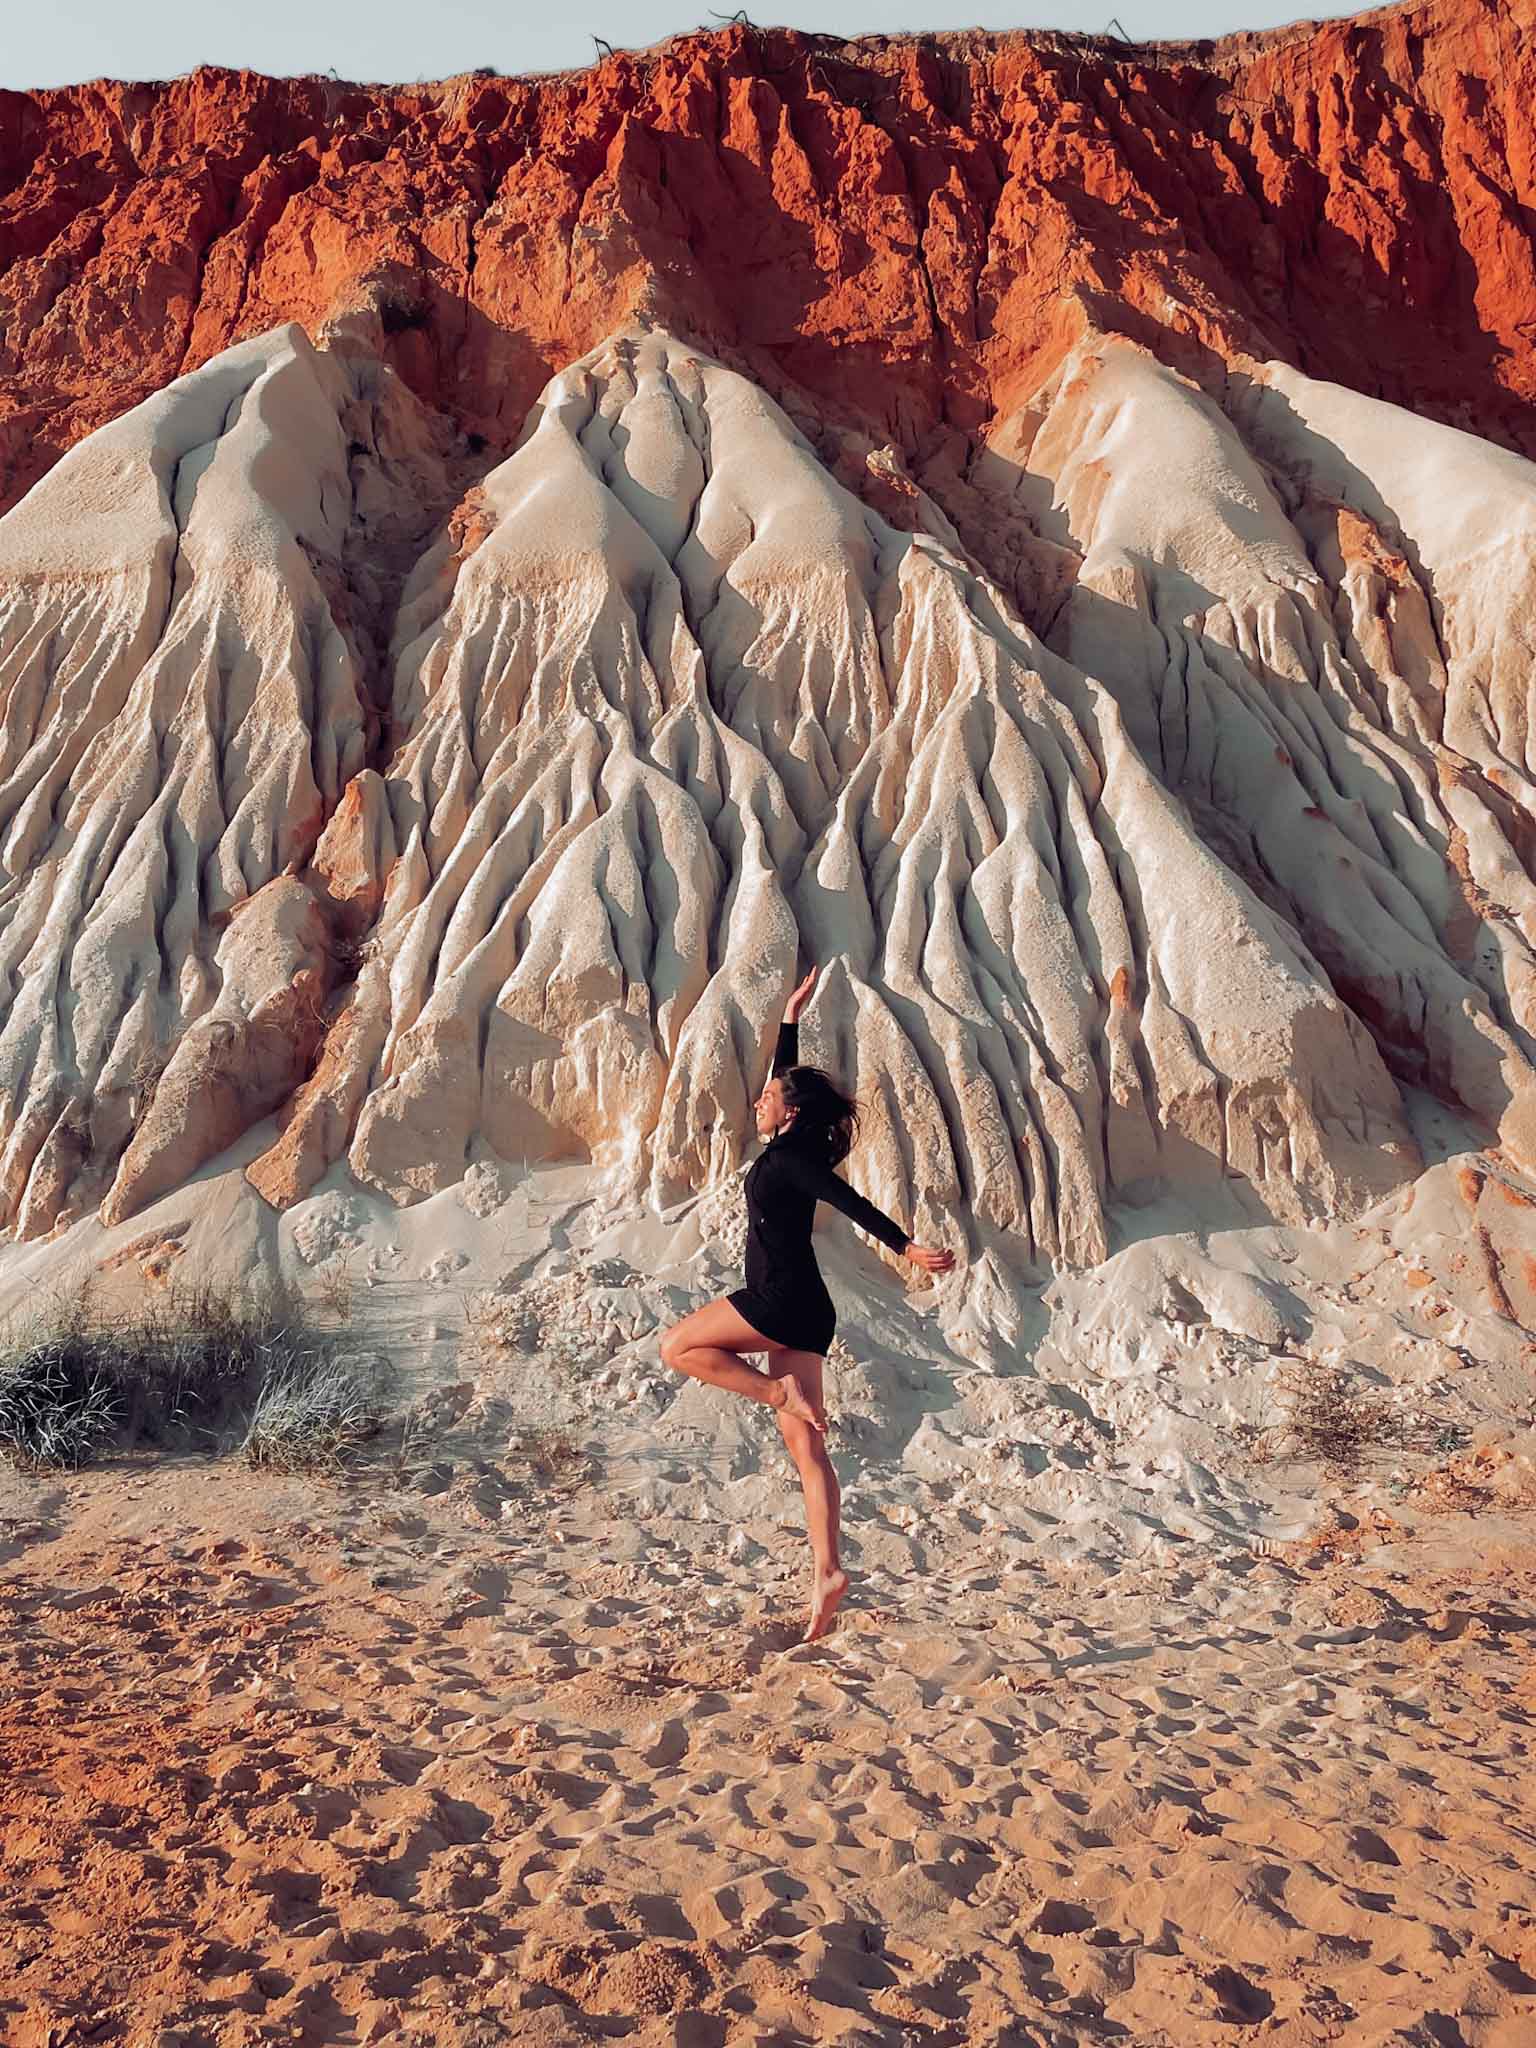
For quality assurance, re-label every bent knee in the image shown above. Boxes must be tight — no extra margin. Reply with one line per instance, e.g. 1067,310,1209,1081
659,1325,688,1371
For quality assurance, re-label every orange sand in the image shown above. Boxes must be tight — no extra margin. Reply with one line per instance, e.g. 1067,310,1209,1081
4,1463,1536,2046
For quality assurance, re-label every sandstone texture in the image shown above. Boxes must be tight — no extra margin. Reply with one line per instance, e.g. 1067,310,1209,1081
0,2,1532,1308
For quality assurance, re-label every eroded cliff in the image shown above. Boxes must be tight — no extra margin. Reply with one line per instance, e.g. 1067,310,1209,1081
0,4,1533,1312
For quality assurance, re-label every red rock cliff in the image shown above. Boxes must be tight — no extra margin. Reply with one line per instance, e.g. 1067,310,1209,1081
1,0,1533,537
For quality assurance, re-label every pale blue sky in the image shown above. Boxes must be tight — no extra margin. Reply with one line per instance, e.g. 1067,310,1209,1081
14,1,1366,91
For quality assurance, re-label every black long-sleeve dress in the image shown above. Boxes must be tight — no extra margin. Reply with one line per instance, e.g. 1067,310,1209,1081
727,1021,910,1355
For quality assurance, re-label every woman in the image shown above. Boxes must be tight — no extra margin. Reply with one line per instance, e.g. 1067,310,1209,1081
660,966,957,1641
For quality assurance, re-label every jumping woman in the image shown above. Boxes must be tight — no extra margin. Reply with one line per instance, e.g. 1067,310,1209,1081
660,965,957,1641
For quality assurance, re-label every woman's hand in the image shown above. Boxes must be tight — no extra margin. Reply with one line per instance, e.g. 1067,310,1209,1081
905,1242,958,1274
784,967,819,1024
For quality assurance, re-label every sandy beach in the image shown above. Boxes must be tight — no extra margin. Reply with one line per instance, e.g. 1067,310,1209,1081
5,1443,1536,2048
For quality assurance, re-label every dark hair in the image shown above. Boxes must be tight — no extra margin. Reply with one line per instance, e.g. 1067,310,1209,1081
781,1064,859,1166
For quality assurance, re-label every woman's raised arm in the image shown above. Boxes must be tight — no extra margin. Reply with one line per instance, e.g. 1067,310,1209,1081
774,966,818,1075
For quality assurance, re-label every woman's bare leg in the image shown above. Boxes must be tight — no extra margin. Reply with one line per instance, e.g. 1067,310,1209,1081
660,1310,848,1637
776,1351,849,1642
660,1300,822,1429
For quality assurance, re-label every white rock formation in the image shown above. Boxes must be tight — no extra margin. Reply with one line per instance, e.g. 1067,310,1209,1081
0,326,369,1237
3,322,1534,1303
1029,337,1536,1170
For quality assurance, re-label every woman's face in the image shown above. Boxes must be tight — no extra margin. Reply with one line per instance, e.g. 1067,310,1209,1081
754,1076,796,1140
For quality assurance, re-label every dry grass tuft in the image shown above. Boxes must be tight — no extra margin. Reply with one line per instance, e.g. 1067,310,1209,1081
242,1351,393,1474
309,1255,357,1326
1268,1361,1399,1473
1258,1358,1460,1476
505,1425,589,1490
0,1279,390,1475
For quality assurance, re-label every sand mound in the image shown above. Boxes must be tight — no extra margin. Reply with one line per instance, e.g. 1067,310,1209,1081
0,313,1531,1569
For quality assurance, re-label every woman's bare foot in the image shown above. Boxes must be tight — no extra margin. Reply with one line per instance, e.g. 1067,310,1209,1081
804,1568,849,1641
771,1375,826,1433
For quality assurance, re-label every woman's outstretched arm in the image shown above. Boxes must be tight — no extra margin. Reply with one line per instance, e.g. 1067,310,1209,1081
782,1149,957,1274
